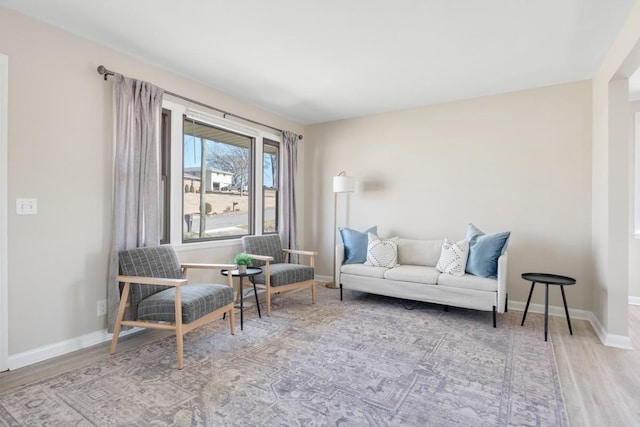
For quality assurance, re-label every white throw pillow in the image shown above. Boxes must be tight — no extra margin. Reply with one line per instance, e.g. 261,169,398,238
435,239,469,276
365,233,398,268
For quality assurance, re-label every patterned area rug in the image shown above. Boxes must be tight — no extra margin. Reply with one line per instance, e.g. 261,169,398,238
0,285,568,426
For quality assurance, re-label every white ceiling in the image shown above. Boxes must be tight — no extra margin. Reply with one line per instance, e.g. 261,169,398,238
0,0,636,124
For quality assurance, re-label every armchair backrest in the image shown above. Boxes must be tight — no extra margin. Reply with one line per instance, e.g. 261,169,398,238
118,245,184,319
241,235,285,266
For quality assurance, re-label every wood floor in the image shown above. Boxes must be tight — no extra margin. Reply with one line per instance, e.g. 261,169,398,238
551,304,640,426
1,307,640,425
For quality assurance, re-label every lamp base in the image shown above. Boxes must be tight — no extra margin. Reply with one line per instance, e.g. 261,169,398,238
325,282,338,289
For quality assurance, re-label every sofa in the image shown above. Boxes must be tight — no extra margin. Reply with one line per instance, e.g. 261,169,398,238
335,227,509,327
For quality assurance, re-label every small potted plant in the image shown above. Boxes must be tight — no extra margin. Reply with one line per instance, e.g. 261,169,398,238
233,252,253,274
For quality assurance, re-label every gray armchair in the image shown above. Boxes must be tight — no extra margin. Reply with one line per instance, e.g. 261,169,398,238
110,245,236,369
241,235,317,316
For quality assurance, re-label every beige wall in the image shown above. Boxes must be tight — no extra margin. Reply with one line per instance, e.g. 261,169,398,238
0,7,303,357
629,101,640,300
592,0,640,339
305,81,593,310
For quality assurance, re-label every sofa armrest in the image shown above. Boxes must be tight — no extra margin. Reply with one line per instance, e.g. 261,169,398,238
335,244,345,284
496,252,508,313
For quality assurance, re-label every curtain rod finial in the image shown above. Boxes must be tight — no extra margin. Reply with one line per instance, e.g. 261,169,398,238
97,65,113,81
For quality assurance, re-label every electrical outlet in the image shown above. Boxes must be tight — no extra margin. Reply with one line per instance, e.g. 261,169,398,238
97,299,107,316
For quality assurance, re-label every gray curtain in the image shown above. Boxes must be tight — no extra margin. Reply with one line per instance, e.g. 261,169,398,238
107,74,164,332
280,131,299,261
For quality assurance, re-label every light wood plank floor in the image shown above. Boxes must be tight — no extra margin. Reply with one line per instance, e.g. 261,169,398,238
551,304,640,426
1,307,640,425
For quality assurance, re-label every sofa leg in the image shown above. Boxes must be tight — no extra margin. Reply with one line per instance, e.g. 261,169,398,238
443,305,449,312
340,283,343,301
505,293,509,313
493,306,497,328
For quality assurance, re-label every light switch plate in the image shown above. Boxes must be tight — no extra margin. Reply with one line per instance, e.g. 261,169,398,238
16,198,37,215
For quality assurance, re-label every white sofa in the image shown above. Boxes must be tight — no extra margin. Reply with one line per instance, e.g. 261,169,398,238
336,238,508,326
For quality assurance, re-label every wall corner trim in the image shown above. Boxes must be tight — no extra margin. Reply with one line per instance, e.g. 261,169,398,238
587,311,634,350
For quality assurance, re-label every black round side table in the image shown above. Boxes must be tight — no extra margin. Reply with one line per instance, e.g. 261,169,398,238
221,267,262,330
521,272,576,341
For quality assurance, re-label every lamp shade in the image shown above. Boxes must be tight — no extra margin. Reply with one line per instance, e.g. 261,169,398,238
333,175,355,193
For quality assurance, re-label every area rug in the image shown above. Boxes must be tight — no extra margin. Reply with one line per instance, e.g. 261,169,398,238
0,285,568,426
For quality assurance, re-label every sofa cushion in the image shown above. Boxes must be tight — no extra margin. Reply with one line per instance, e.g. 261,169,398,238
383,265,440,285
365,233,399,268
437,272,498,292
340,263,388,279
340,226,377,264
435,239,469,276
465,223,510,279
396,238,443,266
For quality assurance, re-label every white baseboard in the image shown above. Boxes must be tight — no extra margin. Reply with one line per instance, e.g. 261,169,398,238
7,327,140,371
508,300,592,321
8,277,332,370
508,300,633,350
629,296,640,305
587,312,634,349
8,291,634,370
315,274,332,283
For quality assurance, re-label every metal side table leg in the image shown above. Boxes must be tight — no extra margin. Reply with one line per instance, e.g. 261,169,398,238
521,282,536,326
239,276,244,331
560,285,573,335
251,277,261,319
544,283,549,342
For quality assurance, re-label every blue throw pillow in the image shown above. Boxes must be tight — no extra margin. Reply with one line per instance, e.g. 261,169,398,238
339,226,377,264
465,223,510,279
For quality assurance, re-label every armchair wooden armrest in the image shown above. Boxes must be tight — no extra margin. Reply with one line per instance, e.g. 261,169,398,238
181,263,237,271
117,275,187,287
283,249,318,256
282,249,317,266
245,254,274,263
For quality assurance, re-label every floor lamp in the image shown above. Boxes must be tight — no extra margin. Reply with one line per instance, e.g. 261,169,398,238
326,171,355,289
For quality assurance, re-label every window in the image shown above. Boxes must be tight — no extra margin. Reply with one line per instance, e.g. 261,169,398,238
161,101,280,245
263,139,279,234
183,117,254,242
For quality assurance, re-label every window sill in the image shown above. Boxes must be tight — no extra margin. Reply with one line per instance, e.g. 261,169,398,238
174,238,242,252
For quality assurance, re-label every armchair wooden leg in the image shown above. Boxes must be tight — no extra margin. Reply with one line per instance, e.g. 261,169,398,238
176,331,184,370
110,282,130,355
228,305,235,335
266,286,271,317
311,281,316,304
175,288,184,370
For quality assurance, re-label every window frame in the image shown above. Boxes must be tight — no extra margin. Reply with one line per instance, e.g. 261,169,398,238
262,138,280,235
162,100,280,247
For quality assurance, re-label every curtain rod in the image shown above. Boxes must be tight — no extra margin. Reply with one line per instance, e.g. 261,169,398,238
96,65,302,140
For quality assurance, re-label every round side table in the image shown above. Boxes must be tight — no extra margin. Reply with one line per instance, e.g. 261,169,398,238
521,272,576,341
221,267,262,330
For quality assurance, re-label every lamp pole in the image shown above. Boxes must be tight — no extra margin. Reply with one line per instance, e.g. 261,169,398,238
326,171,355,289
